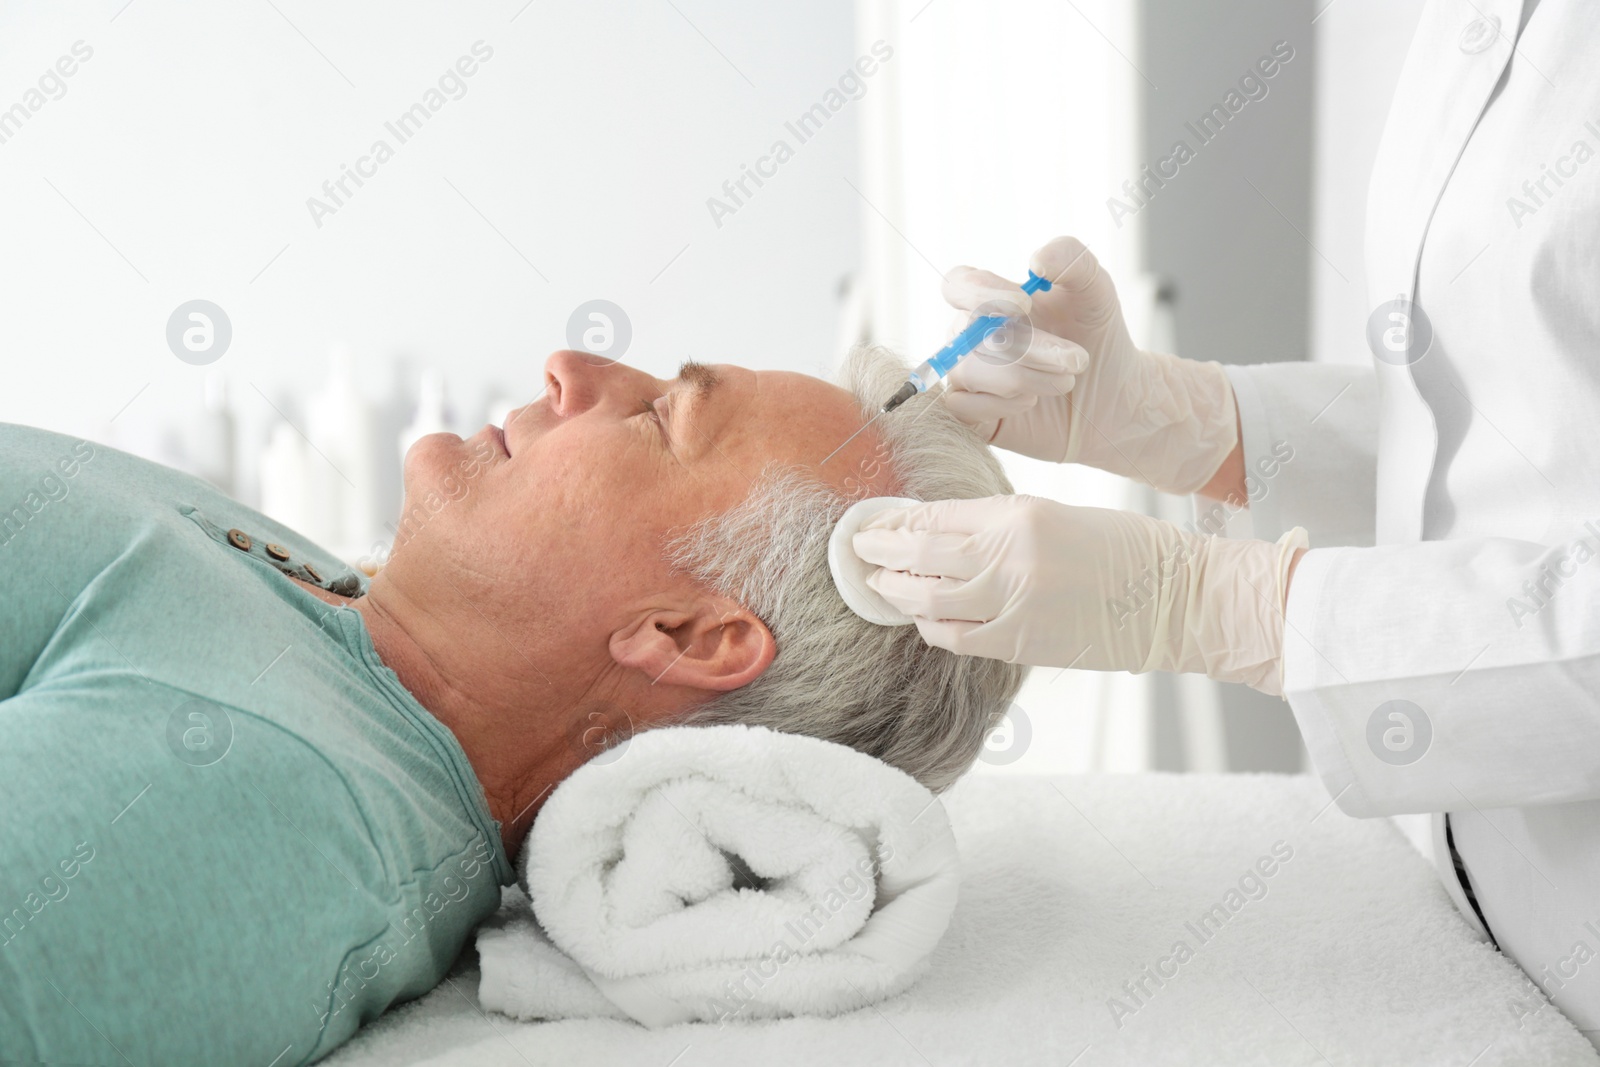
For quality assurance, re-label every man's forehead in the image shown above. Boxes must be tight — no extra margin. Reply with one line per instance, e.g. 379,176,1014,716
735,367,894,489
749,367,855,414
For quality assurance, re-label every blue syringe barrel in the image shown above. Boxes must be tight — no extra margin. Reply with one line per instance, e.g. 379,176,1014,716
890,270,1053,407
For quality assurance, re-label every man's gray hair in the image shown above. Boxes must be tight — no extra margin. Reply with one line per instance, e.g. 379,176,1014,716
668,344,1028,792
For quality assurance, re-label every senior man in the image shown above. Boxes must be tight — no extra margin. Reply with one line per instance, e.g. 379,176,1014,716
0,346,1023,1065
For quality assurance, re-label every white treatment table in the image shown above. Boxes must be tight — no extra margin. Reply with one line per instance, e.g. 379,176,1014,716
328,773,1599,1066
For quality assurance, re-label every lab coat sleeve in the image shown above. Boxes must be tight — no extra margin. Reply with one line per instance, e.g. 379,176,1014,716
1212,364,1600,817
1282,527,1600,817
1197,361,1378,548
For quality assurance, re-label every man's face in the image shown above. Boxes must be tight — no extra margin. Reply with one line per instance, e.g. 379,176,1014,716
391,350,893,700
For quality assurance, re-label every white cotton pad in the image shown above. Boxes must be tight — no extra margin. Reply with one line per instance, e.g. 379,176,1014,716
828,496,919,626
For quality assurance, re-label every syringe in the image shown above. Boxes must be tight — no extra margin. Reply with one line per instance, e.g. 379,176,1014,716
881,269,1053,413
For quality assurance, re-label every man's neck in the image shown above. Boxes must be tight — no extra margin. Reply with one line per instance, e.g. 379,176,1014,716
346,581,586,865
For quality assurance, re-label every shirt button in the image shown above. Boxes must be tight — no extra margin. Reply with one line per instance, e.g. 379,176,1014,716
227,528,252,551
303,562,323,583
265,543,290,561
1459,14,1500,54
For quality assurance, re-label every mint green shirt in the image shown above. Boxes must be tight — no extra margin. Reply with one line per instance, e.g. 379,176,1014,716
0,425,513,1065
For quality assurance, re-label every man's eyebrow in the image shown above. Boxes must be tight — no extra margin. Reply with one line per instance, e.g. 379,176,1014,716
676,359,722,397
668,360,724,443
651,360,724,449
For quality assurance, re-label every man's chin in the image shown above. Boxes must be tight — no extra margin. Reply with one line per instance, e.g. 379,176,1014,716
402,430,464,472
396,433,497,532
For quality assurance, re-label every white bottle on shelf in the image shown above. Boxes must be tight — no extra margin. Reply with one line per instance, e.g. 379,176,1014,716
259,421,314,536
398,370,451,468
484,389,518,434
189,369,236,496
306,347,380,559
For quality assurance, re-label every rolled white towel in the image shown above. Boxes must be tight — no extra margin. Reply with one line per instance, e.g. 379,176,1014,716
475,723,960,1027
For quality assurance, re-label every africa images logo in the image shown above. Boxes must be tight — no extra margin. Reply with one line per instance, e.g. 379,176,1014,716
1365,700,1431,766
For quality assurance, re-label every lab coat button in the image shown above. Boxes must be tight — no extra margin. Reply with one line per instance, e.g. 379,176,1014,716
1459,15,1499,54
265,542,290,561
226,528,252,551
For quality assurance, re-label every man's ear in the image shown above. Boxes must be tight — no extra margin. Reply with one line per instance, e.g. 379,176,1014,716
609,595,776,693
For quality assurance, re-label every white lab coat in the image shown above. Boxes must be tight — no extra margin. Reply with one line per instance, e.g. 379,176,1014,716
1220,0,1600,1038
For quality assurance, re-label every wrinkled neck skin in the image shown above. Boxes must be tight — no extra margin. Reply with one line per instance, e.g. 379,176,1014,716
292,572,633,865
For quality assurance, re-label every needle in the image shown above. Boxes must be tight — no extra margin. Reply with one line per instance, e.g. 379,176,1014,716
819,407,888,466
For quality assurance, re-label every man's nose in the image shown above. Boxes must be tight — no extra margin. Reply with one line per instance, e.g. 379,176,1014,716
543,351,654,418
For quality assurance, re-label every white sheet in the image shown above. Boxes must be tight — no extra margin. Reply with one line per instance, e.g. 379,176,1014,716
327,773,1599,1066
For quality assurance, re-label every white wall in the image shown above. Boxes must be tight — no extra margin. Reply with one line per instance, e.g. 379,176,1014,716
855,0,1158,777
0,0,861,518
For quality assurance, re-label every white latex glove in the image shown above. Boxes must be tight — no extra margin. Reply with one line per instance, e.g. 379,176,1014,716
853,495,1308,696
942,236,1238,496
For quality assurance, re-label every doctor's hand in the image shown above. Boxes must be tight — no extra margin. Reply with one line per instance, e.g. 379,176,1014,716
853,495,1308,696
942,236,1239,496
